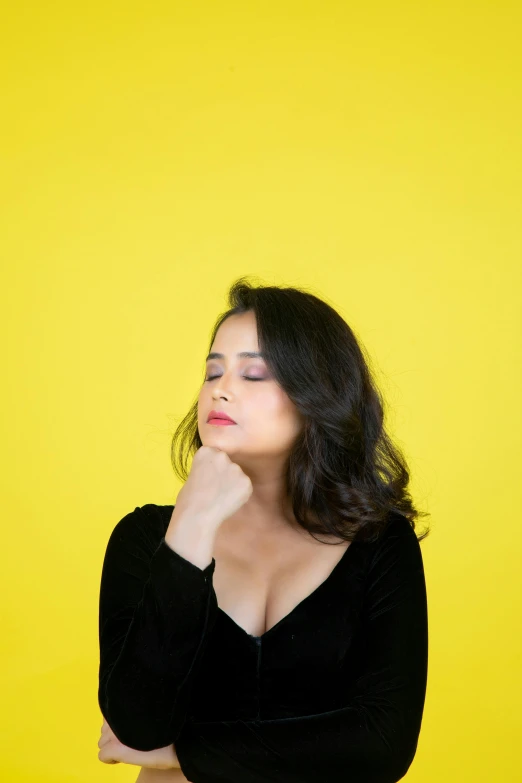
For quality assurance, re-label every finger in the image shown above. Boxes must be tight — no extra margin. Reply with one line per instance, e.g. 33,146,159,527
100,722,115,740
98,746,120,764
101,719,117,737
118,744,168,768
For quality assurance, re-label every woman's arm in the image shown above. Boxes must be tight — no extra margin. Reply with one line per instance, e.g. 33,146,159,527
98,505,219,751
98,717,180,769
135,769,190,782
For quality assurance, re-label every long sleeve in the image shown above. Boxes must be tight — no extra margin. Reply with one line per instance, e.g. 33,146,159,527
97,504,219,751
176,516,428,783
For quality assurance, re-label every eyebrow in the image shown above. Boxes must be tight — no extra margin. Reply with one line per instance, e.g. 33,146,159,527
205,351,265,361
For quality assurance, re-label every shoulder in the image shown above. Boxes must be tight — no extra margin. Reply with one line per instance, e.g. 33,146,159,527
356,513,428,620
105,502,175,554
374,510,421,543
366,511,424,572
382,511,420,542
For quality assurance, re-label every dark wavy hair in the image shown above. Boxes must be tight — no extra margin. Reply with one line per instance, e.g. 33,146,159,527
171,275,431,545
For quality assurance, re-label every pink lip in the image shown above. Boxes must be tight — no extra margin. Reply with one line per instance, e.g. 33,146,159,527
208,418,236,426
208,409,237,424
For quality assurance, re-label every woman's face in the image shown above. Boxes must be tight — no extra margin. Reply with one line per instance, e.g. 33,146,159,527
197,311,303,466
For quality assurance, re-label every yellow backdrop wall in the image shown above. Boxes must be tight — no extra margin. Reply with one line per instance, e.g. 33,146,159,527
1,1,521,780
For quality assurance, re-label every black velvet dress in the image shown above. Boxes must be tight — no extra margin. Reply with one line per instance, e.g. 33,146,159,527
98,503,428,783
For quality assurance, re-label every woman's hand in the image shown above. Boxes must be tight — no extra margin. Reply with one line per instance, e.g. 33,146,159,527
98,718,180,769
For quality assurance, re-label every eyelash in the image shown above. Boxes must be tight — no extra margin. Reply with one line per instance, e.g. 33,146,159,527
204,375,263,382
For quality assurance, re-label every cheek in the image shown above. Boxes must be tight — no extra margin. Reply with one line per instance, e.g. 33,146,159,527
244,394,286,427
267,393,301,428
247,397,301,439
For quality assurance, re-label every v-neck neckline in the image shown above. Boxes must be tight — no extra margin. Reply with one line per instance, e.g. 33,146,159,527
216,538,359,642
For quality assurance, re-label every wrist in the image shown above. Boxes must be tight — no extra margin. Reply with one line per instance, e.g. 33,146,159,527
165,511,217,571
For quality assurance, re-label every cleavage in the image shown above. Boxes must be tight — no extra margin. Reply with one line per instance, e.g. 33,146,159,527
213,539,352,638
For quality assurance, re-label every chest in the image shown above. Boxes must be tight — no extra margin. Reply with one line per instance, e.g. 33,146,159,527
211,533,352,638
188,531,366,723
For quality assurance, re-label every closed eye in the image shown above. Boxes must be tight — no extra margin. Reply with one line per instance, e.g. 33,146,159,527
204,375,264,382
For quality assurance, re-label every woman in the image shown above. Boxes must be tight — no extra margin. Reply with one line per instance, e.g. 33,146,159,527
97,277,430,782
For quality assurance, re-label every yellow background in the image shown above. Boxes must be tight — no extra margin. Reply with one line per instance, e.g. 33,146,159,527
1,1,521,780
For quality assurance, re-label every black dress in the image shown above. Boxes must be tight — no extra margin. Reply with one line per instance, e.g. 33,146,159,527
98,503,428,783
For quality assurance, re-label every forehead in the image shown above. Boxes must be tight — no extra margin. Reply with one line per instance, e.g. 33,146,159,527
210,312,259,351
